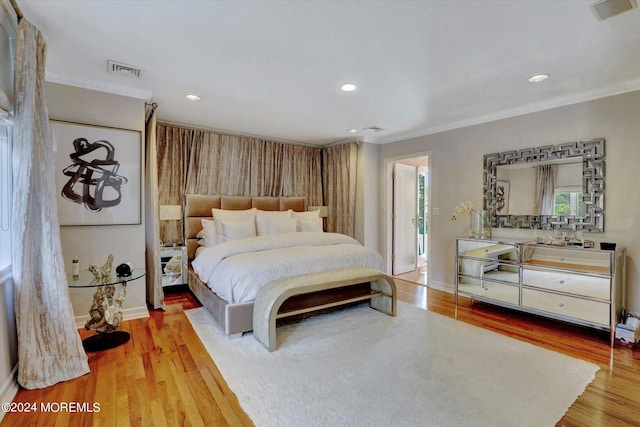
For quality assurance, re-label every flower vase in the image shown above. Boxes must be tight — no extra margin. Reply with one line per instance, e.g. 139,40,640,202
470,209,492,239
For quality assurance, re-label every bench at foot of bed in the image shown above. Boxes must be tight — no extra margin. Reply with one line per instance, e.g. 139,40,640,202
253,267,396,351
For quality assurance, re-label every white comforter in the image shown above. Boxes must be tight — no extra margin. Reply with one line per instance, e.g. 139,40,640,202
191,232,384,304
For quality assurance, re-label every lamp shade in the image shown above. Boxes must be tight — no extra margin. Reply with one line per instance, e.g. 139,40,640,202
308,205,329,218
159,204,182,221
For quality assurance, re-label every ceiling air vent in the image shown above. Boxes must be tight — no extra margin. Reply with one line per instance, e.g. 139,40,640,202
591,0,637,20
107,60,142,78
362,126,384,133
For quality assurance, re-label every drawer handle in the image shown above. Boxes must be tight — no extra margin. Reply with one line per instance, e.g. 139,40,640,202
560,257,565,261
559,303,565,308
559,280,565,284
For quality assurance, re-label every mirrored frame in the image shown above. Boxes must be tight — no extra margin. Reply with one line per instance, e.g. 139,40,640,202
483,138,605,232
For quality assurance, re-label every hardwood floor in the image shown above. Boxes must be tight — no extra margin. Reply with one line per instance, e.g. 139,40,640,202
2,282,639,426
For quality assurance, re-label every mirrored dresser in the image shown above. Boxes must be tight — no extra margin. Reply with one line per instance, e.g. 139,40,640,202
455,237,626,346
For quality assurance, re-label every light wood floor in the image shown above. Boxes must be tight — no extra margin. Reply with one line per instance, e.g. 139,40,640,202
2,282,639,427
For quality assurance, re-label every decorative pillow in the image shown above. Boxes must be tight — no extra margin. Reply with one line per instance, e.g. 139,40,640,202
212,207,257,222
221,218,256,241
297,218,324,232
291,210,320,221
261,217,297,235
207,208,257,243
199,219,220,247
256,209,293,235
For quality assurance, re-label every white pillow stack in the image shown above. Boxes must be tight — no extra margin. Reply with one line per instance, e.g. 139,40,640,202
292,210,323,232
255,210,296,236
196,207,323,248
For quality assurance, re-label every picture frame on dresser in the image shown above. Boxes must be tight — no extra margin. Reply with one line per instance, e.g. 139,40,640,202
52,120,142,226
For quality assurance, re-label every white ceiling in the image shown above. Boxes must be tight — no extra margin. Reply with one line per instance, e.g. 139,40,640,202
17,0,640,146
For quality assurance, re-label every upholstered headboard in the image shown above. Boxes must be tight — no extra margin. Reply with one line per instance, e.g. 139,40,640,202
184,194,306,260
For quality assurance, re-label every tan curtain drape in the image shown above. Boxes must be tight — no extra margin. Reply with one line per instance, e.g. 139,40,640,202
534,164,557,216
185,133,252,196
322,142,358,236
156,124,190,243
12,19,89,389
156,123,323,243
144,108,164,309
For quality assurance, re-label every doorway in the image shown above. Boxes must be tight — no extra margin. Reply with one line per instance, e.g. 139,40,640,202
391,155,429,285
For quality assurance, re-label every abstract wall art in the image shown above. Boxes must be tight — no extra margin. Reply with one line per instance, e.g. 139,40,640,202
52,121,141,225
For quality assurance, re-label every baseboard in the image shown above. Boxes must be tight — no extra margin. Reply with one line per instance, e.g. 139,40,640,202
428,280,454,294
0,364,18,422
75,305,149,329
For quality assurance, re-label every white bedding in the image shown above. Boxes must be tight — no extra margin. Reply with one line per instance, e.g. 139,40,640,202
191,232,384,303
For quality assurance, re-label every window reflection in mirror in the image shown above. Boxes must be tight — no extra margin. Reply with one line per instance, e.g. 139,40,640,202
495,159,583,217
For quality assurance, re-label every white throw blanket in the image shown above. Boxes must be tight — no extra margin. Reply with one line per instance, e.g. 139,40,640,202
192,232,384,303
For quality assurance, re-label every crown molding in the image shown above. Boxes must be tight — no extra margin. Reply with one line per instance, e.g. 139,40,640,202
45,72,152,101
379,78,640,145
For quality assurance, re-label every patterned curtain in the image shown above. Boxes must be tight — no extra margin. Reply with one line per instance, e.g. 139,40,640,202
156,123,324,243
144,108,164,309
322,142,358,236
12,19,89,389
156,124,190,243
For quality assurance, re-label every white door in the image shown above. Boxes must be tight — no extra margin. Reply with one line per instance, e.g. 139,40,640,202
392,163,418,275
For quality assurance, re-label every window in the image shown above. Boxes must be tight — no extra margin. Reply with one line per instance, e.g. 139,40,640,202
554,186,583,217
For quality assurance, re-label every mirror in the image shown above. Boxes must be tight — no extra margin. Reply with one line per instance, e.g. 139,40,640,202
483,138,605,232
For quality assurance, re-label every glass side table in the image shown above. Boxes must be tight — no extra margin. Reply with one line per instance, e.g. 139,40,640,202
68,268,145,352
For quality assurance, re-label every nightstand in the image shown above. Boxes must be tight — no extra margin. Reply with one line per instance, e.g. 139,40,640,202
160,245,187,287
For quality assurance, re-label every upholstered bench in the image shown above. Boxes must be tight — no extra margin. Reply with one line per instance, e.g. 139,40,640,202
253,267,396,351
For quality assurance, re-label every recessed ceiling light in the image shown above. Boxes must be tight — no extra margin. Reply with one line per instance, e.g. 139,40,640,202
528,74,550,83
348,129,359,134
340,83,357,92
185,94,201,101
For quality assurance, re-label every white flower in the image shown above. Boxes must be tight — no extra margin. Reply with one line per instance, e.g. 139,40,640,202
451,201,475,221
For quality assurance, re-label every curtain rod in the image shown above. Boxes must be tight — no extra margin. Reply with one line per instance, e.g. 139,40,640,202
145,102,158,115
9,0,23,22
156,119,325,149
145,102,158,125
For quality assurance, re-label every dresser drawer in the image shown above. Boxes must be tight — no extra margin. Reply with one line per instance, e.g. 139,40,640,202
522,288,609,327
458,278,519,305
522,268,610,300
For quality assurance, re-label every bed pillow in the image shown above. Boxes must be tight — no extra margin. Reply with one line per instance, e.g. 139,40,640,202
297,218,324,232
260,217,297,235
209,208,257,243
256,209,293,235
212,207,257,222
220,218,257,241
199,219,220,247
291,210,320,221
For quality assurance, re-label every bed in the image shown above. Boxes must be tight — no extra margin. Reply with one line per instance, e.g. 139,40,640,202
184,194,386,337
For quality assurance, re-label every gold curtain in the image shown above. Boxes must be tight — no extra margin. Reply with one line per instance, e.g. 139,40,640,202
156,125,190,243
156,124,324,242
144,108,164,309
322,142,358,236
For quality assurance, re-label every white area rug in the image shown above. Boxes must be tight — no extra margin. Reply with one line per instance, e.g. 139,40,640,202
185,302,598,427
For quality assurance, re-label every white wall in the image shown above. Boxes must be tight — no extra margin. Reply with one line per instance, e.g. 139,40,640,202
354,142,380,250
46,82,149,324
378,90,640,313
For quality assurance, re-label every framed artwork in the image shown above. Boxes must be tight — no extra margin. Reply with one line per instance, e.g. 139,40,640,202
52,121,142,226
496,180,510,215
